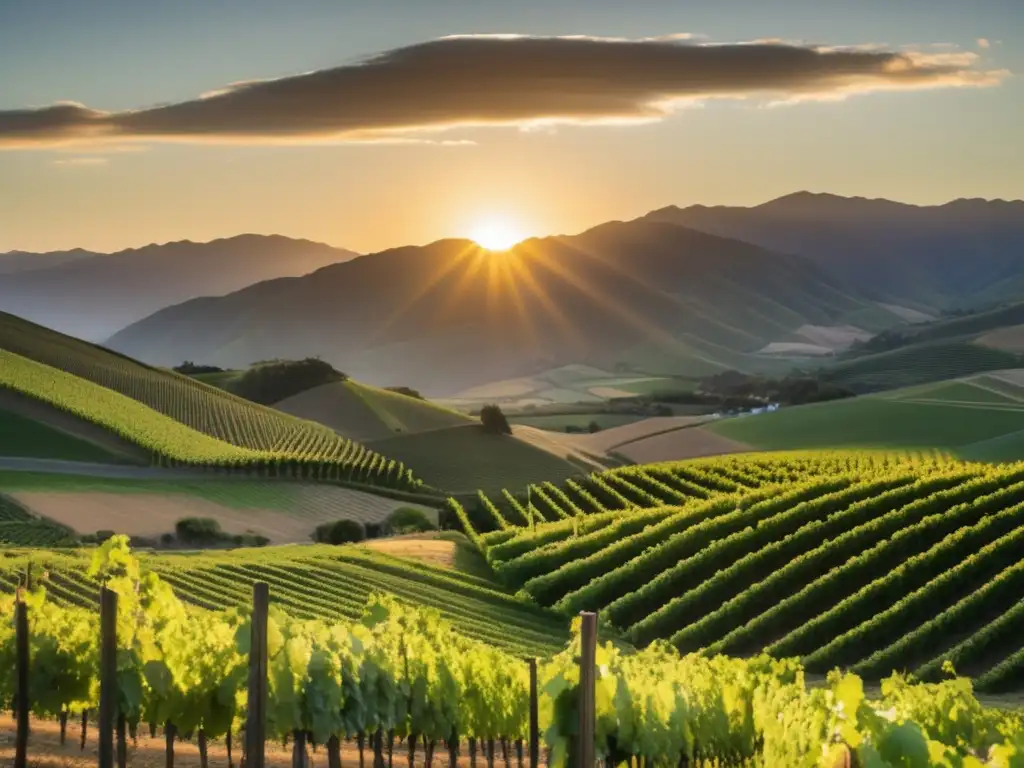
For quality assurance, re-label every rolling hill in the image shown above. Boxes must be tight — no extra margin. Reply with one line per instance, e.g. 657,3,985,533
275,379,471,442
452,451,1024,692
0,235,357,341
707,373,1024,462
0,311,422,490
106,220,891,395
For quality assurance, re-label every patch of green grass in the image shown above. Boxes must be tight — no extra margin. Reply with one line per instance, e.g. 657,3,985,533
367,424,582,493
345,381,470,434
893,381,1022,406
0,407,122,462
709,396,1024,453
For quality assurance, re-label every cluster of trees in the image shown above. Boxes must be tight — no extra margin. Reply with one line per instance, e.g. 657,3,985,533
385,385,424,400
231,357,347,404
479,404,512,435
698,371,854,407
172,361,224,375
312,507,436,545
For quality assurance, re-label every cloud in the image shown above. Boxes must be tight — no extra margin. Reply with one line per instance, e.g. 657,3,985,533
977,38,991,49
52,156,108,166
0,34,1008,149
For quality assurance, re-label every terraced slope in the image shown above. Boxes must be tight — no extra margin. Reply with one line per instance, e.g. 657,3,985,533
452,452,1024,692
0,545,569,657
0,312,419,489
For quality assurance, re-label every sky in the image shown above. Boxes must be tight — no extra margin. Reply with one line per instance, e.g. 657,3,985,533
0,0,1021,254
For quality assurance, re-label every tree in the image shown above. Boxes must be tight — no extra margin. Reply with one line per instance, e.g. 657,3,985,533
312,519,366,545
384,507,436,535
587,420,602,433
174,517,224,545
480,404,512,435
386,386,424,400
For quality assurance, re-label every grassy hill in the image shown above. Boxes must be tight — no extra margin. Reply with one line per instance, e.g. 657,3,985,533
450,451,1024,691
0,312,420,489
276,379,470,442
0,405,125,463
368,424,584,494
0,543,569,658
707,373,1024,460
821,340,1022,392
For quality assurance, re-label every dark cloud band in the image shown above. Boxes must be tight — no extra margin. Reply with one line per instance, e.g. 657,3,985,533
0,34,1006,148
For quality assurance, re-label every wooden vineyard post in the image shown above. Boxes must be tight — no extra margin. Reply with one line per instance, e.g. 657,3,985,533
528,658,539,768
246,582,270,768
14,596,29,768
99,587,118,768
578,612,597,768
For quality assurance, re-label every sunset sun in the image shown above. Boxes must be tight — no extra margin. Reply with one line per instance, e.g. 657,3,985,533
468,217,526,251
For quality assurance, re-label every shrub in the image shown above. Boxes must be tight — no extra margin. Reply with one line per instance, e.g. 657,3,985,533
386,386,424,400
480,404,512,435
365,522,384,539
385,506,436,535
312,519,366,545
175,517,224,545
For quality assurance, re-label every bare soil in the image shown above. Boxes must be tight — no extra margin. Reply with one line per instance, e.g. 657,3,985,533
794,324,872,351
976,326,1024,354
0,714,535,768
615,426,749,464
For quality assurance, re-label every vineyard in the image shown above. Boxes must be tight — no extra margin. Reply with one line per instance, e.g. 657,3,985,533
0,543,569,658
0,494,74,547
1,538,1022,768
450,451,1024,692
0,312,422,489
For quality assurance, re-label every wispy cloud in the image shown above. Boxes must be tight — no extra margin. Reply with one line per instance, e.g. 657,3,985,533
977,38,991,49
52,156,108,166
0,34,1008,149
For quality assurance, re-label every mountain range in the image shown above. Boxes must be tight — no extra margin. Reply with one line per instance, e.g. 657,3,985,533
105,217,891,394
6,192,1024,396
0,235,357,341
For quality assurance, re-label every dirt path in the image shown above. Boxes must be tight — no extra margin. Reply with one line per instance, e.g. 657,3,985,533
616,426,749,464
0,714,535,768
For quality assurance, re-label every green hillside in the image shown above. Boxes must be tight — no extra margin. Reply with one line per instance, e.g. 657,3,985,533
275,378,470,442
821,340,1021,392
450,451,1024,691
368,424,584,493
0,405,124,463
0,312,420,489
708,375,1024,460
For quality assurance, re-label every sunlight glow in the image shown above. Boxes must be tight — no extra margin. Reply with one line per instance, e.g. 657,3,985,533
467,216,526,251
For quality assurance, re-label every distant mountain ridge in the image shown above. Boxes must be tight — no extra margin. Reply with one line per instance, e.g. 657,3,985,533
0,249,92,275
642,192,1024,309
0,234,358,341
106,218,886,395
